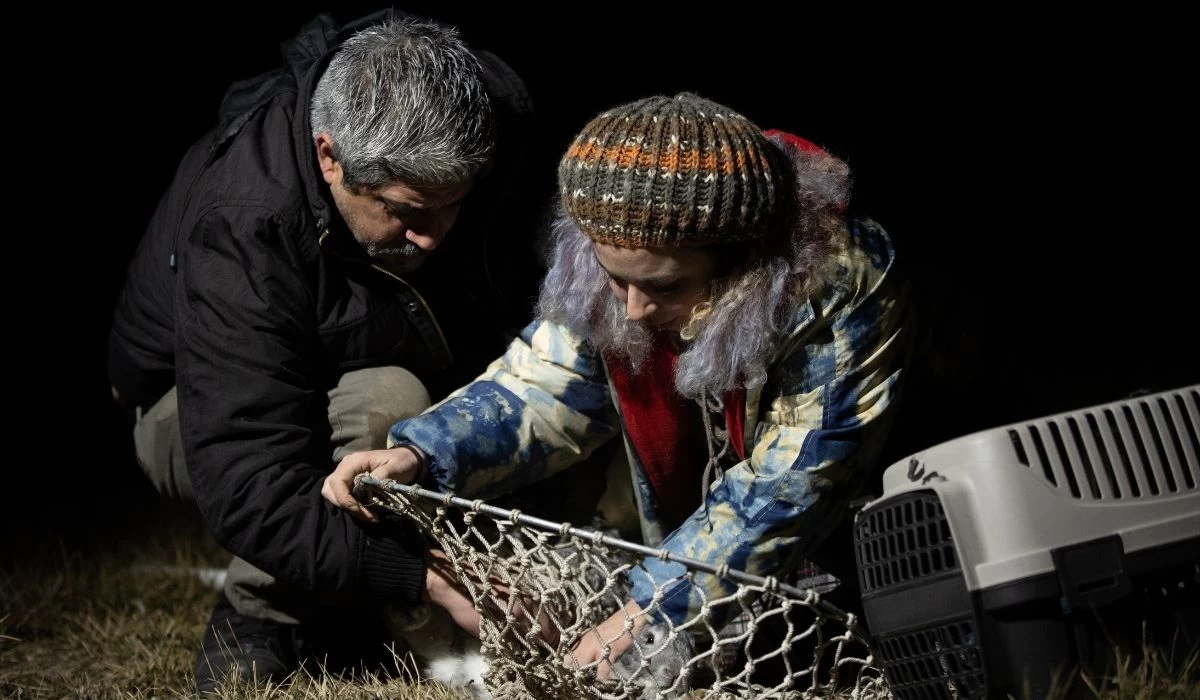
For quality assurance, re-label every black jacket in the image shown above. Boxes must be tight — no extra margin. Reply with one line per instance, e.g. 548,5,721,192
108,9,539,605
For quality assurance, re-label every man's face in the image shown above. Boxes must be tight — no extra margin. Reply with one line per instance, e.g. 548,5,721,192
591,241,716,332
316,134,472,273
333,178,471,273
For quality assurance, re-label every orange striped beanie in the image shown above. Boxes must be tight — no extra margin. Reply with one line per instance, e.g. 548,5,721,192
558,93,788,248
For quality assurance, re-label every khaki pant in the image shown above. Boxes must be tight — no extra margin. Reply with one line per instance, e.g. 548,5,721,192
133,366,430,623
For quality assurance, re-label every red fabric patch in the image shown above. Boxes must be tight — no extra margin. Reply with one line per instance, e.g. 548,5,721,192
606,334,748,531
763,128,826,156
725,387,746,462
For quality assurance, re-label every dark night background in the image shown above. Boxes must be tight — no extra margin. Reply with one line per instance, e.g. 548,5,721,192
6,7,1194,548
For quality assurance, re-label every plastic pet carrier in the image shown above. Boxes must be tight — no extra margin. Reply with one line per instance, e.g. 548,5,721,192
853,384,1200,699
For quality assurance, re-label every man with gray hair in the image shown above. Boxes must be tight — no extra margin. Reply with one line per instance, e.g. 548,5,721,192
107,8,538,692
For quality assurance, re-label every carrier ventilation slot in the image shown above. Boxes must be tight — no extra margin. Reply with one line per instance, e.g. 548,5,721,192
1005,387,1199,500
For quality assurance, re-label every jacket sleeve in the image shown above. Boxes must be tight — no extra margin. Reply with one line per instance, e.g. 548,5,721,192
176,209,427,604
389,319,622,498
629,240,912,628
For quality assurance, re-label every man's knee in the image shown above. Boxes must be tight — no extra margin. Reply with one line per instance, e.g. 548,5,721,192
328,366,431,460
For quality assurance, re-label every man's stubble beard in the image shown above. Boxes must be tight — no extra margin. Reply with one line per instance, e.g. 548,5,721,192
365,240,427,275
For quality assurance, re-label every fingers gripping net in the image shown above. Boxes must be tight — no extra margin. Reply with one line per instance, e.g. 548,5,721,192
355,475,891,700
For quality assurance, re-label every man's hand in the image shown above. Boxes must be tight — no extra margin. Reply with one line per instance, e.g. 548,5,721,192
425,549,563,648
425,548,482,638
321,447,422,523
563,599,644,679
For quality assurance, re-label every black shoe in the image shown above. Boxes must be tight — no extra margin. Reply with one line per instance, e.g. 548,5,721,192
193,593,305,694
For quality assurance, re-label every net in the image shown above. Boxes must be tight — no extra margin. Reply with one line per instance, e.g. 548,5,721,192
355,475,891,700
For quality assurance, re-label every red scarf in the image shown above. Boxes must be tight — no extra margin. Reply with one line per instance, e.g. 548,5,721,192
605,334,746,531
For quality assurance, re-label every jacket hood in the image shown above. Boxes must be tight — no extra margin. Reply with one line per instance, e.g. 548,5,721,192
212,9,401,152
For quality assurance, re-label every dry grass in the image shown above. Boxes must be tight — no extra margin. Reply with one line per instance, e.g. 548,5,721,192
1,502,1196,699
1080,642,1199,700
0,504,472,699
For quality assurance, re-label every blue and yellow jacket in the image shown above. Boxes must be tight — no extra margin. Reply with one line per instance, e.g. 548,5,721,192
390,217,911,626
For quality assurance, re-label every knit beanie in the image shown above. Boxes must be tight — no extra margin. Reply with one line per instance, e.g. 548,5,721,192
558,92,789,249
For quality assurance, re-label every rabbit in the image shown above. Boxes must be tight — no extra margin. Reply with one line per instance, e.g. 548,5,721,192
387,602,491,700
611,621,694,699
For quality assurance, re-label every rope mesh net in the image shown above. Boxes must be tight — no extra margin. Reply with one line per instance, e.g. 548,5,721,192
355,475,892,700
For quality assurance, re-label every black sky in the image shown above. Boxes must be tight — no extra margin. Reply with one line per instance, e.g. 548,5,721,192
11,5,1194,539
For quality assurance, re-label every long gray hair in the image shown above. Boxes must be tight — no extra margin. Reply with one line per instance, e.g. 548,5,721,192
537,134,851,400
310,17,494,192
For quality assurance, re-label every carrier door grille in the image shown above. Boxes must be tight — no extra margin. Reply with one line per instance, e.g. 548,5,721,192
855,491,986,698
1006,386,1199,500
856,491,958,594
877,621,986,700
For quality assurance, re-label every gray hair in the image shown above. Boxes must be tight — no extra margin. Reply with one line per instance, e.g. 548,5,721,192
537,135,850,400
310,17,495,192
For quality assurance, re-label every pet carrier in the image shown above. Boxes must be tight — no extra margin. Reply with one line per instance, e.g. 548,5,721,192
854,384,1200,699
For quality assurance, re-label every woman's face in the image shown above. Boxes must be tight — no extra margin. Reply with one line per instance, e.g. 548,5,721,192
591,242,716,332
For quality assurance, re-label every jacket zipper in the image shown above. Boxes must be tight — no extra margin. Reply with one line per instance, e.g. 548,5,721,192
318,227,454,367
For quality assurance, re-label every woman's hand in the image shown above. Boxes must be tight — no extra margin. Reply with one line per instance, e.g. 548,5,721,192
321,446,422,522
563,599,644,679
